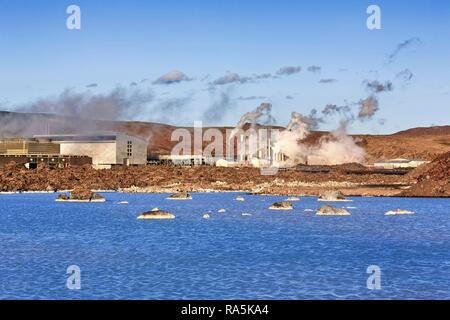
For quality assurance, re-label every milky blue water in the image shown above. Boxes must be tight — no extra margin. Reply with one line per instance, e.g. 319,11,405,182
0,192,449,300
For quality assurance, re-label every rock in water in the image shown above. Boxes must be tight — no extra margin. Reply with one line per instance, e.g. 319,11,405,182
318,191,352,202
203,213,210,219
235,196,245,202
269,201,293,210
286,197,301,202
56,187,106,202
316,205,350,216
385,209,415,216
218,209,226,213
137,208,176,220
167,192,192,200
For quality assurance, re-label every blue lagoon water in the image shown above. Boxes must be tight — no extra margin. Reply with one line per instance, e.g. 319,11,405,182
0,192,449,299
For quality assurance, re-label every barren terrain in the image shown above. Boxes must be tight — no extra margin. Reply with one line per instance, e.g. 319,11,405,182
1,111,450,162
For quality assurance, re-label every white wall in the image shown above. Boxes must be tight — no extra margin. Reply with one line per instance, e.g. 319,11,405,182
60,142,116,168
58,134,147,168
115,135,147,165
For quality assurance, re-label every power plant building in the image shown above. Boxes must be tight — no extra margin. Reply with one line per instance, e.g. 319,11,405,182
34,133,148,169
0,138,60,155
0,138,92,169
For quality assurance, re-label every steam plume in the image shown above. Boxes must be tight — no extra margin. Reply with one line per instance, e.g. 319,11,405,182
230,102,275,139
17,87,154,121
273,113,365,166
365,80,393,93
358,95,379,120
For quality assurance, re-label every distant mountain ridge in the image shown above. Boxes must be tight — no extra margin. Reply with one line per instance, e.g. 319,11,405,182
1,110,449,161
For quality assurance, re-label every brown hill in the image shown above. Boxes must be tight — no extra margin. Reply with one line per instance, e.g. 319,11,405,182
1,111,449,162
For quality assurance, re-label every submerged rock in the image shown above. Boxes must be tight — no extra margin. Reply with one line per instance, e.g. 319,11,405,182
316,205,351,216
235,196,245,202
56,188,105,203
385,209,415,216
286,197,301,202
137,208,176,220
167,192,192,200
242,213,252,216
318,191,352,202
269,201,293,210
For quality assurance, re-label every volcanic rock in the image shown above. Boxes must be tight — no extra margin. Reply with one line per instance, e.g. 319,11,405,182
318,191,352,202
137,208,175,220
400,151,450,197
269,201,293,210
167,192,192,200
56,187,105,202
316,205,350,216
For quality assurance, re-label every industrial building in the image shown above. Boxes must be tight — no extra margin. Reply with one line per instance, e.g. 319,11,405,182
34,133,148,169
152,129,287,168
373,158,430,169
0,138,92,169
235,130,286,167
0,138,60,155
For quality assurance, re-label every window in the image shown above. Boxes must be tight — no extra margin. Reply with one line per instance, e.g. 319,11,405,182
127,140,133,157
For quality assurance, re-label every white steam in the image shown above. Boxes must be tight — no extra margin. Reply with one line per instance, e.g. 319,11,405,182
273,114,365,166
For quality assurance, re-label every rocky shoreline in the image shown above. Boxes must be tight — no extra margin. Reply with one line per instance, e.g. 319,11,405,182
0,152,449,198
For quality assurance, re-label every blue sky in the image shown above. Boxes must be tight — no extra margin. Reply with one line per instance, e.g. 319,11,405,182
0,0,449,133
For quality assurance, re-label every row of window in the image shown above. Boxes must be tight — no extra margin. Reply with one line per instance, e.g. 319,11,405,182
127,141,133,157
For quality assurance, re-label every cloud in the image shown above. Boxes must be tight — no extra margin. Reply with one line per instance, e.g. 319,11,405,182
396,69,414,83
307,66,322,73
285,95,294,100
86,83,98,88
153,70,192,85
212,72,252,86
378,118,387,126
319,78,337,84
130,82,138,87
237,96,267,101
254,73,273,79
276,66,302,76
364,80,393,93
321,104,351,116
388,37,422,64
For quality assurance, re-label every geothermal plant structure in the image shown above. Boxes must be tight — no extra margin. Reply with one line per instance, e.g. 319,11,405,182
33,133,148,169
0,138,92,168
236,131,286,168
